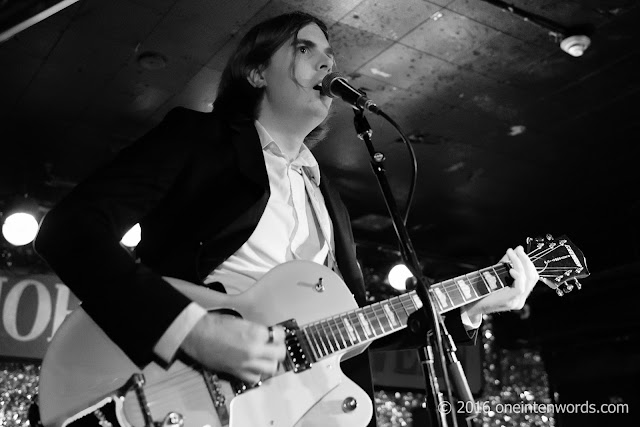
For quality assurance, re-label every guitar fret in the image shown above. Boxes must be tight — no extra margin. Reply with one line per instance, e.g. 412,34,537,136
427,288,444,312
449,278,467,305
405,292,420,312
462,274,480,299
319,322,335,354
477,269,491,295
396,295,412,321
357,311,374,338
482,268,500,291
491,266,507,289
387,297,407,328
302,327,321,361
432,283,453,311
347,312,364,343
380,301,396,329
375,302,393,333
332,316,348,349
338,314,354,346
369,303,386,334
453,275,474,303
398,295,413,317
364,306,384,336
319,321,336,353
328,319,343,351
307,325,323,358
312,323,329,357
342,313,359,344
475,270,492,295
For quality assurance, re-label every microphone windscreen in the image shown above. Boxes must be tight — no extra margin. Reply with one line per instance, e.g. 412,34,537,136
321,72,347,98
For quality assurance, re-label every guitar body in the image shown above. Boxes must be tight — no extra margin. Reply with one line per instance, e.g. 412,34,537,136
39,261,373,427
39,235,588,427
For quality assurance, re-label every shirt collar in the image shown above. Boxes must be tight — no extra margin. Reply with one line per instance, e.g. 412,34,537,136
254,120,321,186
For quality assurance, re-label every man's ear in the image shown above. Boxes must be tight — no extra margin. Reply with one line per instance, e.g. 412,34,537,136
247,68,266,88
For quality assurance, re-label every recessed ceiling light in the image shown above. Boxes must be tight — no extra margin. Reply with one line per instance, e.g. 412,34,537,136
137,51,168,70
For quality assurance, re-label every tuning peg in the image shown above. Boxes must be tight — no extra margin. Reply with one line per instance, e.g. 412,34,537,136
573,279,582,290
556,288,564,297
564,284,574,293
526,237,533,252
546,234,554,240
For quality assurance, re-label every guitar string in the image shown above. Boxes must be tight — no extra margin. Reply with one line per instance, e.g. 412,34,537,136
303,258,576,357
129,244,580,394
304,249,579,358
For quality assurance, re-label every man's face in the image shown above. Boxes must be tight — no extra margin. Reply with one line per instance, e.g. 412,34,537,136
257,23,334,126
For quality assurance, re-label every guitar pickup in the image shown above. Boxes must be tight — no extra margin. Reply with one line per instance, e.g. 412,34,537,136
278,319,315,373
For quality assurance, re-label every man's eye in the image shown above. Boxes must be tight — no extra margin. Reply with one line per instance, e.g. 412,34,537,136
298,46,308,54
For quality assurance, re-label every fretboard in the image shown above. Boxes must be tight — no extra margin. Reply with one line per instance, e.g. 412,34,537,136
301,263,511,361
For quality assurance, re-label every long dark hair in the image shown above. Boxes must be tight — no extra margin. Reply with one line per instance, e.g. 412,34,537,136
213,12,331,146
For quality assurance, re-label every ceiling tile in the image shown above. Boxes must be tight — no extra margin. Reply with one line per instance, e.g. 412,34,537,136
341,0,441,41
1,17,64,60
143,14,231,65
280,0,365,23
455,32,555,84
447,0,554,46
400,9,500,63
516,0,609,28
205,0,320,71
0,46,42,116
66,0,163,46
171,0,270,33
409,64,530,120
127,0,179,14
346,73,402,105
82,53,203,125
14,31,132,121
359,43,454,90
329,22,394,74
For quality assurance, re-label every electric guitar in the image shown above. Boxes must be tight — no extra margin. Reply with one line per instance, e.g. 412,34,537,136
38,235,588,427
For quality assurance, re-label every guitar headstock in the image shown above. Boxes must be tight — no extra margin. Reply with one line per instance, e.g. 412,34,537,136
526,234,589,296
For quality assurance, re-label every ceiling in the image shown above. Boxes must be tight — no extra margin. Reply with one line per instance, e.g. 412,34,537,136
1,0,639,280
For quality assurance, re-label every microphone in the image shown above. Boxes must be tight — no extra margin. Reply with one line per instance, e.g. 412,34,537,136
320,72,380,114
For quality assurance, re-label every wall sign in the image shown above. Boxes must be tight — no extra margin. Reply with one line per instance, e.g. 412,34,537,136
0,271,80,359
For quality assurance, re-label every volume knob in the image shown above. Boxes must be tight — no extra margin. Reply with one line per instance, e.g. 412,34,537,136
342,397,358,412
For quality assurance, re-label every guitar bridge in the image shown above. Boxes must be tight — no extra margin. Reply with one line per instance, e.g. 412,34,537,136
279,319,315,373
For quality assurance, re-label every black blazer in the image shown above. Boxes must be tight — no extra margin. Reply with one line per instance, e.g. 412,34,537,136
35,107,473,427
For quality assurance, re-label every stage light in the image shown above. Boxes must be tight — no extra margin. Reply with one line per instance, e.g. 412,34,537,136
560,35,591,57
121,223,141,247
1,197,40,246
388,264,414,291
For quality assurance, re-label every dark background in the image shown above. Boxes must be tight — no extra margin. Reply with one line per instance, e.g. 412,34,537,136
1,1,638,424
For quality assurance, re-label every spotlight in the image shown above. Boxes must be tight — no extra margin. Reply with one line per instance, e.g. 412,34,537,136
121,223,141,248
1,196,40,246
388,264,414,291
560,35,591,57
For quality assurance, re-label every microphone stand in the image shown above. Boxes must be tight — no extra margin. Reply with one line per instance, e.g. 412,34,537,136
352,108,476,427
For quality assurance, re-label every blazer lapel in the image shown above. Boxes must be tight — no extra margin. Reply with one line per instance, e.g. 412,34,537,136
228,116,269,191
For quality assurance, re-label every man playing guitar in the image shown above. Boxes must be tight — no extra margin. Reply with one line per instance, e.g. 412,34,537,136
35,11,539,427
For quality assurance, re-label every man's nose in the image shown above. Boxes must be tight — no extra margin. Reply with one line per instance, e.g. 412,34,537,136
318,52,334,72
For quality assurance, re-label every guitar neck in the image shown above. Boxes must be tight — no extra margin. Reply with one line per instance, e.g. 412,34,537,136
301,263,511,360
